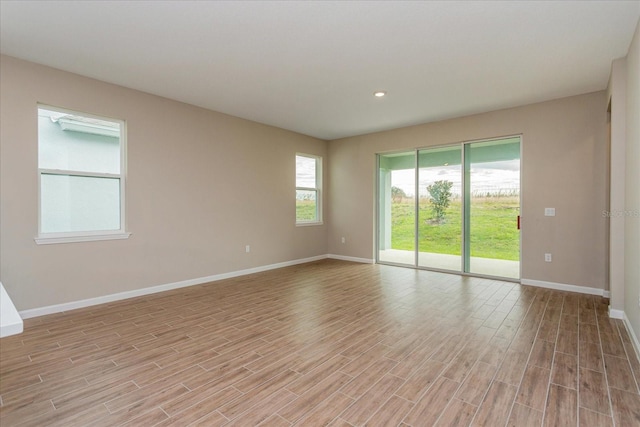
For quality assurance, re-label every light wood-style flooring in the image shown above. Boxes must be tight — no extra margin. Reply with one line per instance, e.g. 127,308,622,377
1,259,640,426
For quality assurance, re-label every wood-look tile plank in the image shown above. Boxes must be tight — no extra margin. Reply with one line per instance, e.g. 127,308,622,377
537,320,559,343
328,418,355,427
600,333,627,358
624,341,640,389
260,414,293,427
495,350,529,386
556,329,578,355
579,367,611,415
441,348,478,383
455,362,497,406
551,352,577,390
544,384,577,426
0,376,88,408
185,410,229,427
403,376,460,426
277,371,352,423
104,365,202,413
291,392,353,426
161,384,242,417
340,373,404,425
434,398,477,427
529,339,555,370
395,359,447,402
287,355,351,396
94,384,188,426
219,369,301,421
225,389,297,426
559,314,579,334
578,407,613,427
472,380,517,427
507,403,544,427
479,336,511,366
46,403,111,427
578,342,603,375
388,341,437,379
608,387,640,426
339,358,396,399
580,324,599,344
156,387,241,426
51,380,139,412
0,399,54,426
363,395,414,427
603,354,638,393
516,365,551,411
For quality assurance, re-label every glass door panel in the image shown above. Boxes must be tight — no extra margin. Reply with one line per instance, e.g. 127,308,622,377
465,138,521,279
378,152,416,266
417,146,462,271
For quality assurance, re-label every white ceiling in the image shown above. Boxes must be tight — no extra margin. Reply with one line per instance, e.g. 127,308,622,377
1,1,639,140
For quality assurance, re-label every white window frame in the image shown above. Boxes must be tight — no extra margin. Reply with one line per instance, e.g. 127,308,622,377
295,153,323,226
35,105,130,245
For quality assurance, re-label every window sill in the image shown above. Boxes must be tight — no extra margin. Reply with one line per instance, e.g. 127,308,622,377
296,222,324,227
35,232,132,245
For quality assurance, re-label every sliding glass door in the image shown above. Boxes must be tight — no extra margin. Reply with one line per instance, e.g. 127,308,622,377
418,146,462,271
465,138,521,278
378,152,416,266
377,136,521,280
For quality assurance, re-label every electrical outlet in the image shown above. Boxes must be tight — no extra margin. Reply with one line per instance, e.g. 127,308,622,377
245,245,250,253
544,208,556,217
545,253,552,262
341,237,346,244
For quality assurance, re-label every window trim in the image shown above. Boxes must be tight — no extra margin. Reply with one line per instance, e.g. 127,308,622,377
35,104,130,245
295,153,323,226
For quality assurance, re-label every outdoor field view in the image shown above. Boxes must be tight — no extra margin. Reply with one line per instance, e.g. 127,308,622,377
391,187,520,261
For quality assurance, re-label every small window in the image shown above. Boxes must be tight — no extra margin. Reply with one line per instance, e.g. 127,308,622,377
36,106,129,244
296,154,322,225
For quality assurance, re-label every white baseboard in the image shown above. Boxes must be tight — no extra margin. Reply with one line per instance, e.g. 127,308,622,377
623,313,640,365
603,290,611,298
327,254,375,264
14,258,621,322
521,278,606,296
19,254,328,319
609,308,625,319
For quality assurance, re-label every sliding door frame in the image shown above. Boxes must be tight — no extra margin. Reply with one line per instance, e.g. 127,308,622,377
376,134,523,282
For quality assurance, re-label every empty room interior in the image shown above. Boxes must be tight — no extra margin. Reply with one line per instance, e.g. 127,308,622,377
1,1,640,426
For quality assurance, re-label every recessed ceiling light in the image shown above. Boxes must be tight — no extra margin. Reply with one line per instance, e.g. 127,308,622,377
373,91,387,97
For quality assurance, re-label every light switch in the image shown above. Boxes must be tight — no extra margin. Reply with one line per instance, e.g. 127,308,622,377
544,208,556,217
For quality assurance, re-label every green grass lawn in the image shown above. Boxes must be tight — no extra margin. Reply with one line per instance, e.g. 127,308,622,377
296,200,317,221
391,197,520,260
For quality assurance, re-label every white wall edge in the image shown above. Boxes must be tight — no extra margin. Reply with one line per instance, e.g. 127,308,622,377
19,254,329,319
521,278,606,296
327,254,375,264
623,313,640,365
0,282,24,338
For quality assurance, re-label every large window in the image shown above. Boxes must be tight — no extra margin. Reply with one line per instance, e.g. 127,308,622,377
36,106,129,244
296,154,322,224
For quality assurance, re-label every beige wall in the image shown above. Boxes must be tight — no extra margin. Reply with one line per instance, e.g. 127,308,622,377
0,55,328,311
328,92,608,289
624,19,640,340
